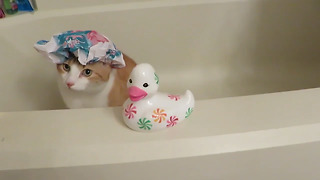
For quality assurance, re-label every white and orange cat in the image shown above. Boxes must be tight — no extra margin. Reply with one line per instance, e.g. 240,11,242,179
56,54,136,109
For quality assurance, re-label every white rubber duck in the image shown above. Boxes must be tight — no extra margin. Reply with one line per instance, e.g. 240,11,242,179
122,63,195,132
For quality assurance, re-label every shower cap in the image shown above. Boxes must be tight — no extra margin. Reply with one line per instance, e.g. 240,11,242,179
34,30,125,68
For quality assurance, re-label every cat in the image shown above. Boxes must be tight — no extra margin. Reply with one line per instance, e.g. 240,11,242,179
56,53,136,109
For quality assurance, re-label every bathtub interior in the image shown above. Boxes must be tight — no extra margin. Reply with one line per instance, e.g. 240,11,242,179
1,1,320,179
0,0,320,112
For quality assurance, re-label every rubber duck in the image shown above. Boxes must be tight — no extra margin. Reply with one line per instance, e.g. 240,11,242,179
122,63,195,132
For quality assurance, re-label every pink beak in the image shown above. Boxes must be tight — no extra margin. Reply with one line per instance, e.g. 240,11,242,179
129,86,148,102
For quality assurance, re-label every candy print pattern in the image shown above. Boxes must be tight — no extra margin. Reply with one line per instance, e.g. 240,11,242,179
152,108,167,123
168,95,180,101
138,118,153,130
185,107,193,118
154,73,159,84
167,116,179,127
124,103,137,119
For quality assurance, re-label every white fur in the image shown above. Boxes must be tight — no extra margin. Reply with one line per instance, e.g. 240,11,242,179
57,64,116,109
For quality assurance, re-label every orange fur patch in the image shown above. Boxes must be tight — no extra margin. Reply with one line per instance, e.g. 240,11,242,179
108,54,137,106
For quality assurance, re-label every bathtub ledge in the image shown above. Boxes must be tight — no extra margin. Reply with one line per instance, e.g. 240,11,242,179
0,88,320,170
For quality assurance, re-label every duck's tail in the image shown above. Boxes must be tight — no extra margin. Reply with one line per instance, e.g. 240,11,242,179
181,90,195,119
183,90,195,107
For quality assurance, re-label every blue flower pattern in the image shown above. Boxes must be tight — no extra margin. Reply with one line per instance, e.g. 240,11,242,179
106,49,122,60
35,30,124,66
55,31,91,55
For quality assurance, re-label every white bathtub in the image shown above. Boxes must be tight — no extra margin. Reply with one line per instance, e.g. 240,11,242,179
0,0,320,179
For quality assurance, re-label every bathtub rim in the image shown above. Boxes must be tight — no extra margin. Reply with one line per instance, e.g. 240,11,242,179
0,87,320,171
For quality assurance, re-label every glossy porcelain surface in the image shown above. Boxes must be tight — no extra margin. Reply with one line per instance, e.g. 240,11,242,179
0,0,319,179
123,63,195,132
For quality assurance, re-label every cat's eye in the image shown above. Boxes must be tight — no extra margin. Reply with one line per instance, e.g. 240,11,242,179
83,69,92,77
63,64,70,72
129,79,132,83
143,83,149,88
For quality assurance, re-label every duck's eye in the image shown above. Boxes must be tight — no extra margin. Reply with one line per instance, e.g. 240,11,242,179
129,79,132,83
143,83,149,88
63,64,70,72
83,69,92,77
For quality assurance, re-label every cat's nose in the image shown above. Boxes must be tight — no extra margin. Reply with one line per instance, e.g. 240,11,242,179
66,82,74,88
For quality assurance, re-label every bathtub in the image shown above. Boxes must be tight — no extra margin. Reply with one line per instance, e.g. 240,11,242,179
0,0,320,179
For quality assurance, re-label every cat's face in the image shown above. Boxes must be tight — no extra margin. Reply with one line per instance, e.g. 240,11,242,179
57,58,111,91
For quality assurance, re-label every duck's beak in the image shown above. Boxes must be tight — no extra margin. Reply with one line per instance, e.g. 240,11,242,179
129,86,148,102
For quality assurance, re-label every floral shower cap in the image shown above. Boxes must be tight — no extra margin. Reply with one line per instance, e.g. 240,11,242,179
34,30,125,68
